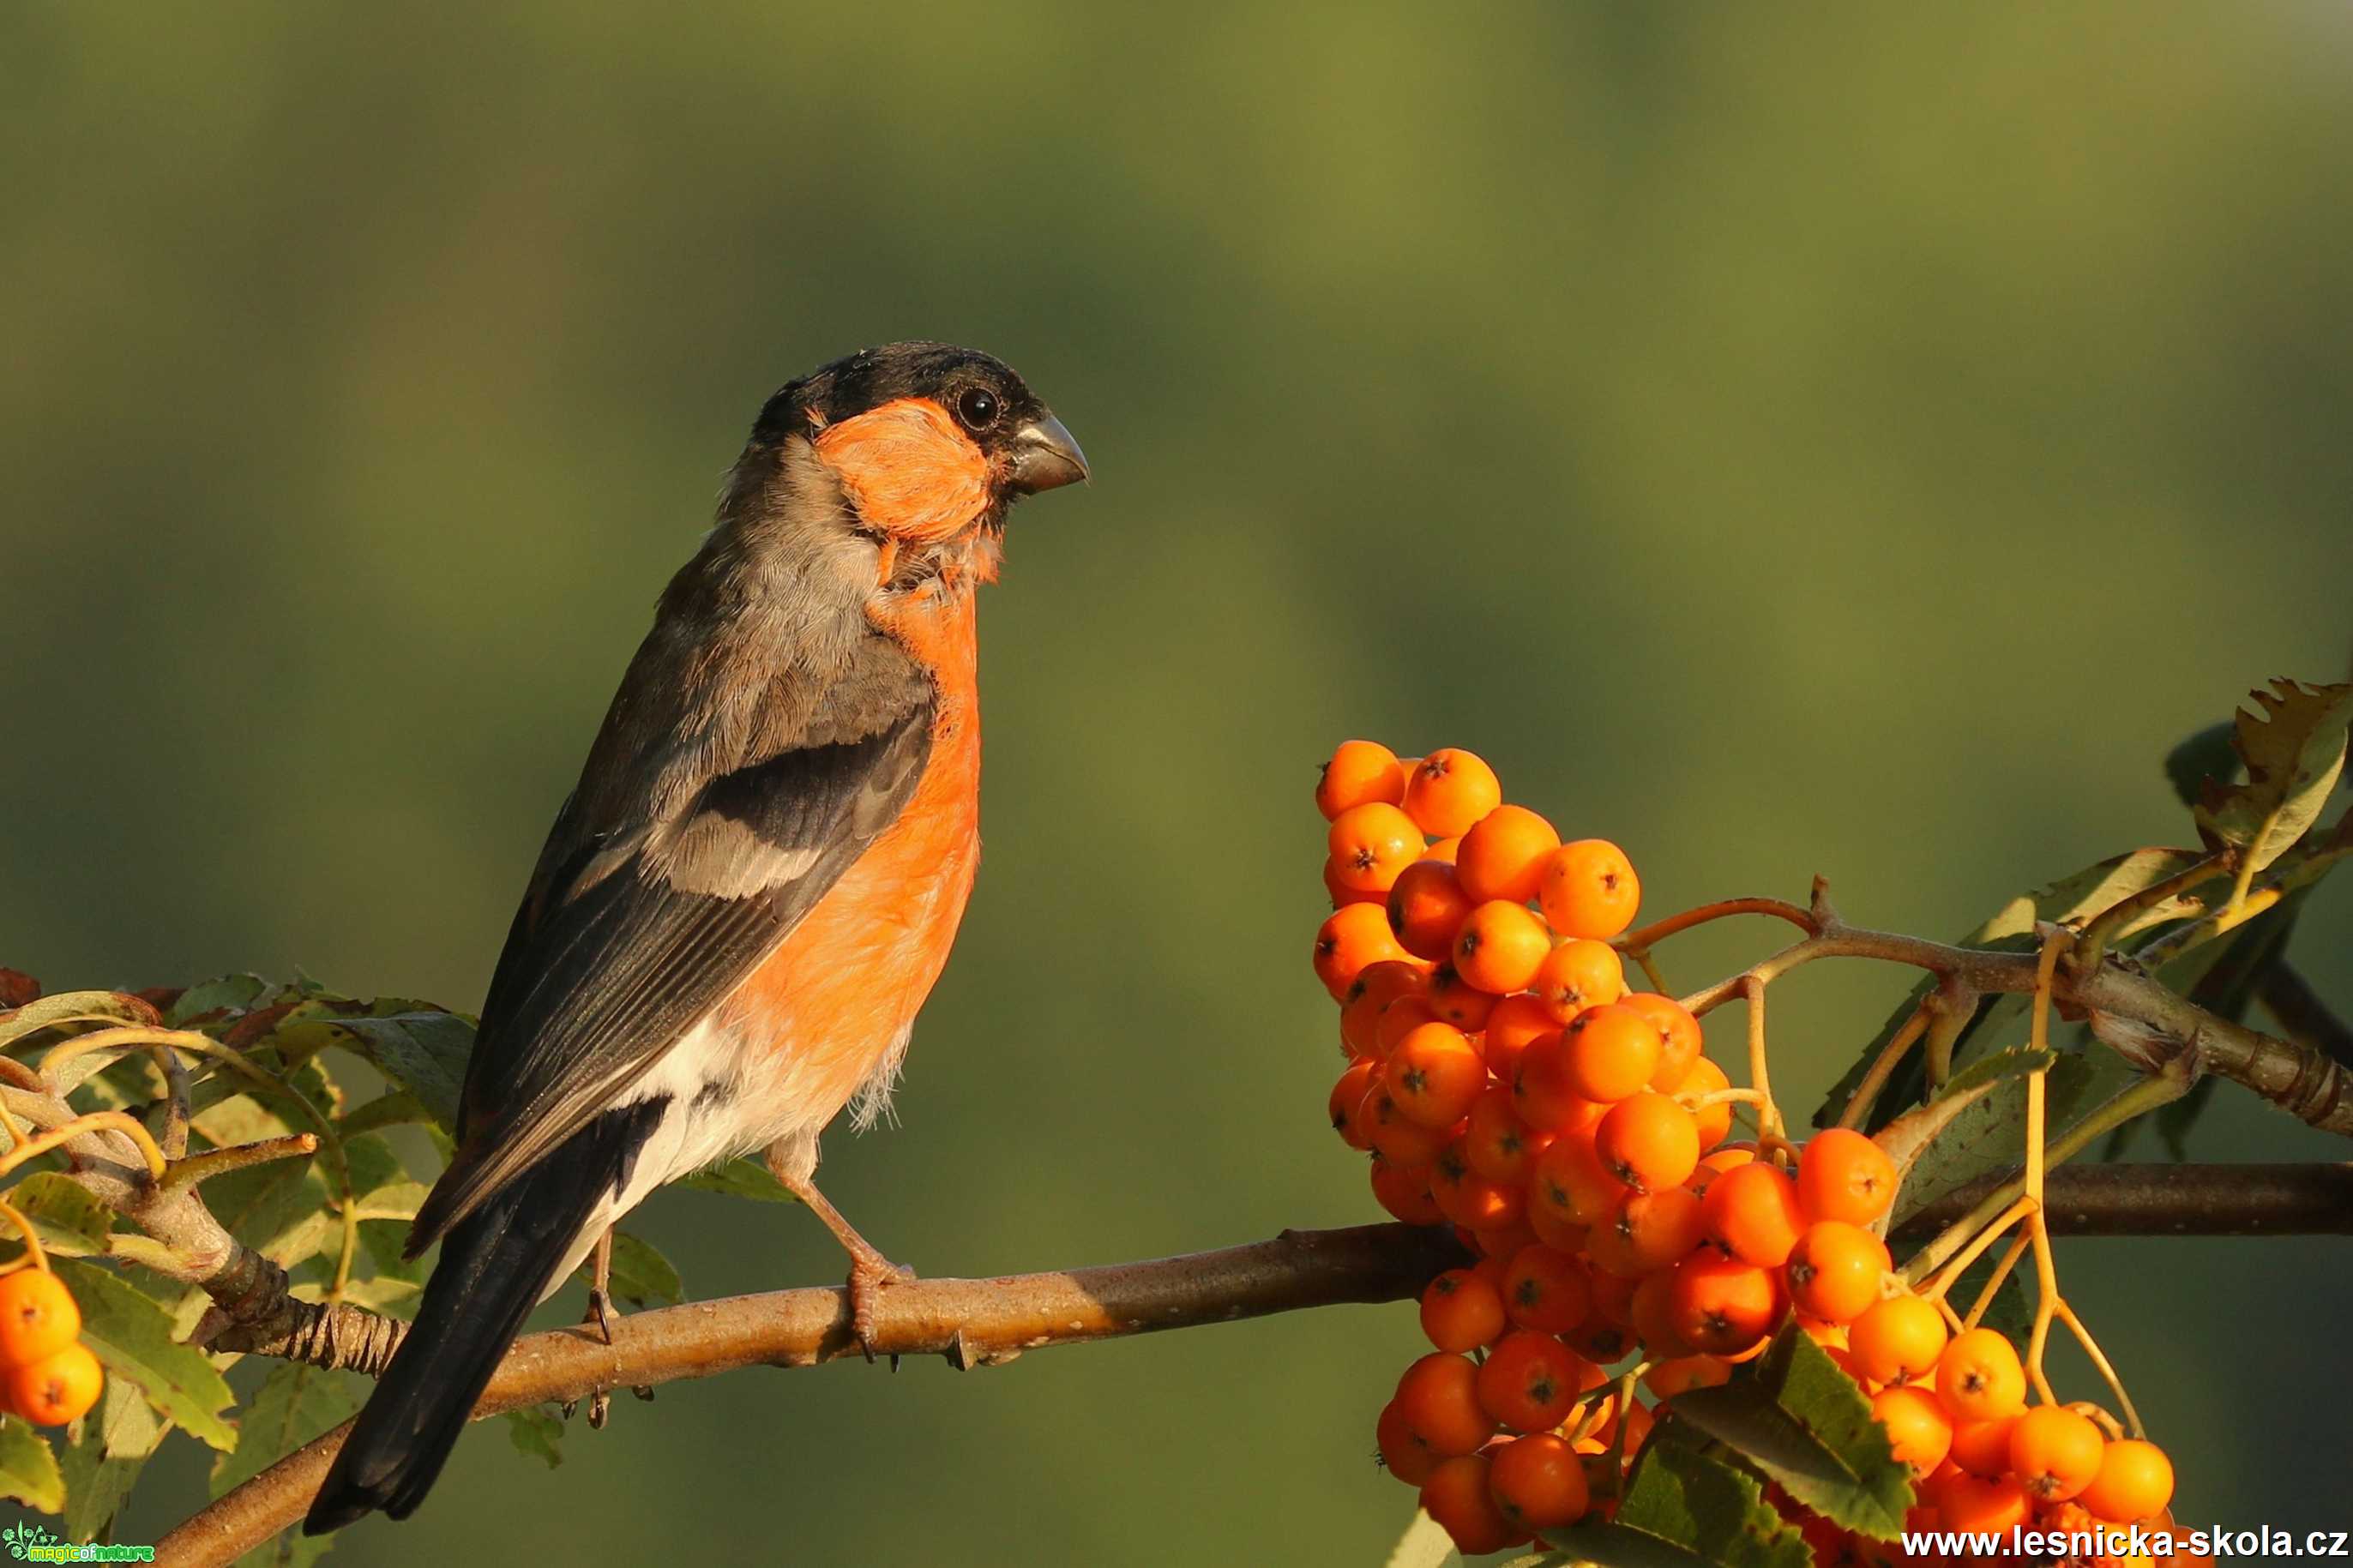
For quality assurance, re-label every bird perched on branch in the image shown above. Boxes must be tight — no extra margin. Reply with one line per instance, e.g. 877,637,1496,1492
307,342,1087,1533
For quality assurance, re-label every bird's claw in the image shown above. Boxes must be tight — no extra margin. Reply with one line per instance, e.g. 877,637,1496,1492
847,1256,916,1361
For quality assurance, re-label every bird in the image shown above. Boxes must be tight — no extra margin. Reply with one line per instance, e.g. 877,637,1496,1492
305,341,1087,1534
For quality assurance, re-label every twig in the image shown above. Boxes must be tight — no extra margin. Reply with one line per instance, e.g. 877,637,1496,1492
1893,1162,2353,1240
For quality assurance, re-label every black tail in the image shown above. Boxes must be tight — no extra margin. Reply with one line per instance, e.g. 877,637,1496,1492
304,1100,665,1535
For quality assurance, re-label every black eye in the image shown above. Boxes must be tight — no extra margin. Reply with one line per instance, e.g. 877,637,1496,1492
955,387,1001,430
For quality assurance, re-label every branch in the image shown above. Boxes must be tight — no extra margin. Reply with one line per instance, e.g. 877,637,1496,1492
1895,1162,2353,1240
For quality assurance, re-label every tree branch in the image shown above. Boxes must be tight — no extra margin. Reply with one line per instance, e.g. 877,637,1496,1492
1894,1162,2353,1240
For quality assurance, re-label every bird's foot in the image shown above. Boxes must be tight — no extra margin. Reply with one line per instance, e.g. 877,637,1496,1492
846,1251,917,1363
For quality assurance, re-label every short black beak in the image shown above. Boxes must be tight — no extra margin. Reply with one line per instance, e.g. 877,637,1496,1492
1006,414,1088,495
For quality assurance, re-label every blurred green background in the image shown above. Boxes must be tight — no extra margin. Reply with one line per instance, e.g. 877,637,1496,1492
6,3,2350,1560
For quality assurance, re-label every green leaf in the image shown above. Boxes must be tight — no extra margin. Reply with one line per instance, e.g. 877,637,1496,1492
342,1132,429,1223
0,990,158,1052
1870,1050,2054,1193
2192,679,2353,874
212,1363,358,1500
1941,1253,2032,1351
167,974,274,1026
58,1377,166,1541
0,1416,64,1514
2,1172,117,1259
677,1158,797,1204
326,1012,472,1132
335,1090,429,1139
505,1406,565,1469
51,1259,237,1451
1888,1052,2126,1226
605,1231,684,1308
1542,1435,1810,1568
204,1158,340,1271
2165,719,2240,808
1667,1329,1911,1539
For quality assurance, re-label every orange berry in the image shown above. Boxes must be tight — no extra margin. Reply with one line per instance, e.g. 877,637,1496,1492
1373,995,1443,1058
1848,1295,1947,1385
1563,1313,1638,1367
1628,1268,1694,1357
1499,1244,1591,1334
1524,1196,1588,1255
1423,963,1499,1030
1420,1268,1508,1353
2079,1438,2174,1523
1530,938,1628,1024
1339,959,1429,1059
1488,1433,1591,1533
2008,1405,2105,1503
1321,856,1382,909
1935,1329,2027,1423
1455,805,1562,905
1375,1397,1440,1486
1595,1091,1701,1193
1420,1452,1524,1556
1316,739,1406,820
1669,1056,1734,1148
0,1271,82,1370
1602,1186,1708,1277
1872,1385,1953,1478
1783,1221,1890,1325
1529,1132,1628,1229
1476,1330,1588,1433
1431,1145,1526,1232
5,1342,100,1427
1387,859,1475,962
1559,1002,1663,1103
1464,1088,1553,1186
1622,992,1705,1090
1365,1089,1454,1166
1453,902,1552,994
1538,838,1641,940
1369,1155,1445,1225
1644,1354,1730,1400
1422,834,1460,864
1702,1161,1808,1268
1509,1030,1585,1132
1314,901,1410,1000
1327,1059,1381,1149
1394,1351,1498,1459
1933,1469,2031,1535
1385,1022,1487,1128
1403,748,1503,838
1797,1129,1899,1227
1479,994,1556,1086
1327,802,1422,894
1471,1220,1540,1262
1948,1414,2017,1478
1668,1253,1781,1357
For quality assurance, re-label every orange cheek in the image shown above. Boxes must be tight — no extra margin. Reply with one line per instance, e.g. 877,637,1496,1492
812,398,992,542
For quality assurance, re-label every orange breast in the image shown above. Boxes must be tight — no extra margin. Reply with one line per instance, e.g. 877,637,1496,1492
721,581,983,1119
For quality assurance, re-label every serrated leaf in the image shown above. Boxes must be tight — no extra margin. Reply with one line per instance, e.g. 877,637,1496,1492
1872,1050,2055,1191
1888,1053,2125,1226
1668,1329,1911,1539
1542,1436,1810,1568
605,1231,683,1308
0,1415,64,1513
505,1406,565,1469
1941,1253,2033,1351
167,975,273,1026
51,1259,237,1450
335,1090,429,1139
2193,680,2353,874
203,1158,340,1273
326,1013,472,1132
211,1363,359,1499
677,1158,797,1204
58,1378,165,1541
341,1132,428,1223
1,1173,117,1259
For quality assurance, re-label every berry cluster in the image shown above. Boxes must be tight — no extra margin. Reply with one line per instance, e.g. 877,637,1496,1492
0,1268,102,1427
1312,741,2183,1561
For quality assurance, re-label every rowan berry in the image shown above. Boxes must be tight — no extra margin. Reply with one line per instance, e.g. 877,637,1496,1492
2078,1438,2174,1524
1487,1433,1590,1533
1530,938,1628,1024
1628,1268,1696,1357
1499,1244,1591,1334
1420,1269,1507,1353
1403,749,1503,838
1935,1329,2027,1423
1702,1161,1807,1268
0,1272,81,1369
1797,1128,1899,1227
1538,838,1641,940
1525,1199,1588,1256
1339,959,1428,1058
1464,1087,1553,1186
2008,1405,2105,1503
1420,1452,1524,1556
1328,802,1423,894
1317,739,1407,820
1563,1315,1636,1366
1453,901,1551,994
1328,1060,1381,1149
1622,992,1705,1090
5,1343,101,1427
1849,1295,1947,1385
1423,964,1499,1030
1422,834,1460,864
1480,994,1557,1086
1375,1397,1439,1486
1594,1186,1707,1278
1872,1385,1953,1478
1933,1470,2031,1535
1431,1146,1525,1233
1386,859,1475,962
1644,1355,1731,1401
1384,1022,1486,1128
1784,1221,1890,1324
1369,1155,1445,1226
1373,995,1443,1059
1669,1057,1734,1148
1315,902,1409,999
1948,1415,2019,1479
1323,856,1382,909
1595,1091,1701,1193
1560,1002,1662,1102
1394,1351,1498,1459
1669,1253,1781,1357
1529,1132,1628,1229
1511,1030,1596,1133
1364,1088,1455,1166
1477,1330,1587,1433
1456,805,1562,905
